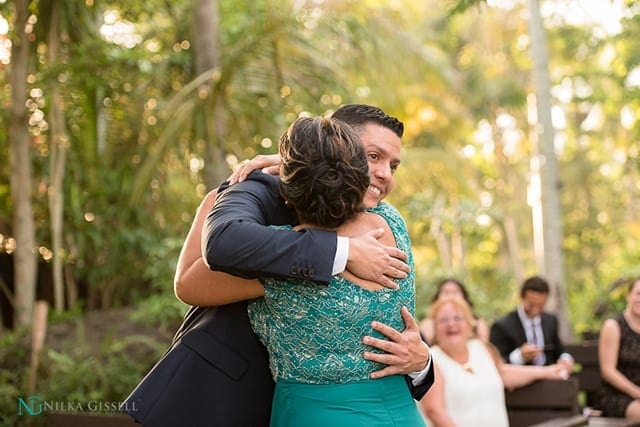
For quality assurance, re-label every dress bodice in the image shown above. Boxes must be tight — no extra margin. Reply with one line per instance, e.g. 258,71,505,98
248,202,415,384
614,313,640,383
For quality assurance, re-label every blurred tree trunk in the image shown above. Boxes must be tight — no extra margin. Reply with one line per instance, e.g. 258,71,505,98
46,0,68,313
193,0,228,188
429,195,452,269
527,0,571,341
492,121,525,285
9,0,37,327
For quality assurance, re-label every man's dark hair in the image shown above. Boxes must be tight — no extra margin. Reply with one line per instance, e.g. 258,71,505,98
331,104,404,138
520,275,550,297
278,116,369,228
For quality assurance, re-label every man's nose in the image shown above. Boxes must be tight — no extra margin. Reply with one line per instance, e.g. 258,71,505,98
373,164,392,180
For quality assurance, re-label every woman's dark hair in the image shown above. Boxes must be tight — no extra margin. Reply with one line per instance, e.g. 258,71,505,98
278,116,369,228
432,277,474,309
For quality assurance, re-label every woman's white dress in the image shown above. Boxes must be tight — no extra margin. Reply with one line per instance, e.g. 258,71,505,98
430,339,509,427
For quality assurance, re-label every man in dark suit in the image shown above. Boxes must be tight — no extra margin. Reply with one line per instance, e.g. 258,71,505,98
490,275,574,370
122,105,434,426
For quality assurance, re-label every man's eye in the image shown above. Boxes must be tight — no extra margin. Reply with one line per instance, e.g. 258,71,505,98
368,153,379,160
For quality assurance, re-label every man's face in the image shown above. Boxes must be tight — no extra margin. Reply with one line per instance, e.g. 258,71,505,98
521,290,548,319
357,123,401,209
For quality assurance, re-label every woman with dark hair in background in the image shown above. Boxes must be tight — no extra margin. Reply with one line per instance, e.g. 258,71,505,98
419,277,490,344
598,277,640,420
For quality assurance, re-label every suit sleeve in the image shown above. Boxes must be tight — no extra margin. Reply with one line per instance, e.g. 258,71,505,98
546,314,566,360
406,361,435,400
489,319,513,362
203,173,337,284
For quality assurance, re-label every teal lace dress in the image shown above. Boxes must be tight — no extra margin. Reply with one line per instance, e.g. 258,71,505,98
248,202,425,426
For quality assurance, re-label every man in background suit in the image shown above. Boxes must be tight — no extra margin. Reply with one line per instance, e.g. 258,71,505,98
490,275,574,370
122,105,433,426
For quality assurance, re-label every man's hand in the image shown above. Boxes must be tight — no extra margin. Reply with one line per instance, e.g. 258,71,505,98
347,228,409,289
228,154,281,184
362,306,429,379
520,342,543,362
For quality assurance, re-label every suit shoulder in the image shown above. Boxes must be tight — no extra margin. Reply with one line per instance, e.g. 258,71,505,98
217,172,280,201
494,310,519,327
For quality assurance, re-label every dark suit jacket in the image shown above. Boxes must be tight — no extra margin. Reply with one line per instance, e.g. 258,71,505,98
203,173,338,283
122,303,273,426
122,172,433,426
489,309,566,365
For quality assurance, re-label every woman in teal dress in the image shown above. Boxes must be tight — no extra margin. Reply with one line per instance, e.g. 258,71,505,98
247,116,425,426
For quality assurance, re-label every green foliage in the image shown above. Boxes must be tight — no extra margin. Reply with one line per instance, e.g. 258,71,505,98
0,371,22,427
128,235,190,331
130,293,189,334
0,316,167,427
141,236,184,291
446,0,486,17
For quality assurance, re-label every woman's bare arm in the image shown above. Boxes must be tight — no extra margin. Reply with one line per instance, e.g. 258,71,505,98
174,190,264,306
486,340,568,389
418,365,456,427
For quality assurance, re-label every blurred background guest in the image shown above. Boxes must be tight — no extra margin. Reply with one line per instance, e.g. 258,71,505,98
490,275,573,371
598,277,640,420
419,297,570,427
419,277,489,344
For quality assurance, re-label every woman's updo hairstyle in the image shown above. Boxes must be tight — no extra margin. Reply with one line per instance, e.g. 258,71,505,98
278,116,369,228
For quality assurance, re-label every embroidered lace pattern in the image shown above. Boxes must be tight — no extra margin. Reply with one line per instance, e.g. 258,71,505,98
248,202,415,384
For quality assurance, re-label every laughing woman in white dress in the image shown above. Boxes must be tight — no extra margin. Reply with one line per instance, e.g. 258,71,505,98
419,297,569,427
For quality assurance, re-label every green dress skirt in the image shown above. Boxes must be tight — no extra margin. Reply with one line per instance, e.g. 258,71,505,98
270,376,425,427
